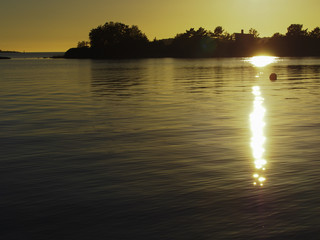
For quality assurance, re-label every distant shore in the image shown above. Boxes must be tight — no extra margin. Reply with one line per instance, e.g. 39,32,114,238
62,22,320,59
0,52,66,59
0,50,20,53
0,50,19,59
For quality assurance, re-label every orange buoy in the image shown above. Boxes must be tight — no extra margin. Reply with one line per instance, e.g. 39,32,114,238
269,73,277,81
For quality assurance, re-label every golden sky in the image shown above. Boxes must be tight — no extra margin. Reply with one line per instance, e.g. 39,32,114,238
1,0,320,52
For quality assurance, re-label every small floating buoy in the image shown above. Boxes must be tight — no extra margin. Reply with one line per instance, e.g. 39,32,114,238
269,73,277,81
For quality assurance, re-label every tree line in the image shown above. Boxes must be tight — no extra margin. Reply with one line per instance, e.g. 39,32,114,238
64,22,320,58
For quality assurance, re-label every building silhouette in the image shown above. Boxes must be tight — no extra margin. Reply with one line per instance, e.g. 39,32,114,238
234,29,254,43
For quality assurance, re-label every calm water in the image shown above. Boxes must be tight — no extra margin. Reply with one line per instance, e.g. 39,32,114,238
1,55,320,239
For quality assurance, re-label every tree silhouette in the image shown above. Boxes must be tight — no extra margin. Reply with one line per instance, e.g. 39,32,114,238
271,32,284,39
249,28,259,38
309,27,320,39
171,27,219,57
64,21,320,58
89,21,148,58
214,26,224,37
286,24,308,37
77,41,90,48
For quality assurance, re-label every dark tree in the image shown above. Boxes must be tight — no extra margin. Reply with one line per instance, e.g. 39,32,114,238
89,21,148,58
249,28,260,38
214,26,224,38
286,24,308,37
271,32,285,39
77,41,90,48
171,27,219,57
64,21,320,58
309,27,320,39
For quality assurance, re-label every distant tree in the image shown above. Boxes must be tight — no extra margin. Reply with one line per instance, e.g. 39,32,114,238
309,27,320,39
271,32,284,39
77,41,90,48
214,26,224,38
89,21,148,57
65,21,320,58
265,32,287,56
286,24,308,37
172,27,217,57
307,27,320,56
196,27,209,37
174,27,213,40
249,28,259,38
184,28,197,38
222,32,233,41
284,24,311,56
89,22,148,47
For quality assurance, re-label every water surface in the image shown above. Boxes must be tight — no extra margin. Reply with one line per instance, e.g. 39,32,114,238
1,56,320,239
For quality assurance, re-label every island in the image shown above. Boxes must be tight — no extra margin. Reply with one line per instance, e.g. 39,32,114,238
0,50,19,59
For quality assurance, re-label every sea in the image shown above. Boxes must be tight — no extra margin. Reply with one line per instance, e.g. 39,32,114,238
0,52,320,240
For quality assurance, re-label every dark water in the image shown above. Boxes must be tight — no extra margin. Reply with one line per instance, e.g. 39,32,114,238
1,56,320,239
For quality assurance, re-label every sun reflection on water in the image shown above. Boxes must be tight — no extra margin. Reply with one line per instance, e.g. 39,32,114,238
250,86,267,187
247,56,278,67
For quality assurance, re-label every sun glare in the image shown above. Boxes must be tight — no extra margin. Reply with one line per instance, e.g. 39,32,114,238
248,56,278,67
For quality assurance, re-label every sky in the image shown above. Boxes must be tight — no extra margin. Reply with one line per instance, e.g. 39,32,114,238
1,0,320,52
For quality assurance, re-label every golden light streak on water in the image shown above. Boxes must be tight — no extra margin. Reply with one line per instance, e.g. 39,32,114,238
247,56,276,187
250,86,267,187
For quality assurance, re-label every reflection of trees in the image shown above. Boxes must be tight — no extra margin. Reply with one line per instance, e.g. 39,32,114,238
282,63,320,94
286,64,320,82
90,61,145,97
172,60,254,94
286,65,305,81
